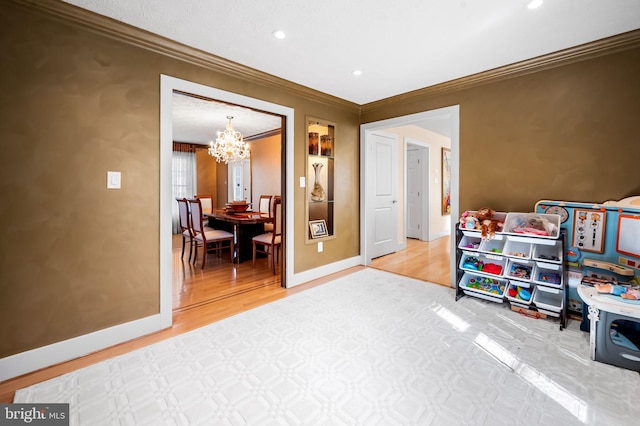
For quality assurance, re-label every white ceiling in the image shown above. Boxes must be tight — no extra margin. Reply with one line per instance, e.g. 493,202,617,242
61,0,640,141
63,0,640,105
172,93,282,144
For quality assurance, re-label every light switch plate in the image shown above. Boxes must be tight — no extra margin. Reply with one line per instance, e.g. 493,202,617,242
300,176,306,187
107,171,121,189
318,241,323,252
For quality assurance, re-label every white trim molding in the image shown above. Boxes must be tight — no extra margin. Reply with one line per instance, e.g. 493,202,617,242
289,256,362,288
0,314,163,381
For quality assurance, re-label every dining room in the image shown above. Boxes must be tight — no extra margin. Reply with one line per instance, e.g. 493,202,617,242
171,91,285,312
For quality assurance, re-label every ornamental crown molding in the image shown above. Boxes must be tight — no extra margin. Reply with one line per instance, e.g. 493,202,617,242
10,0,640,114
9,0,359,113
362,29,640,113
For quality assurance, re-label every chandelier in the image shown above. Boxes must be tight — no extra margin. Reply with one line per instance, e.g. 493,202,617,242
208,116,250,164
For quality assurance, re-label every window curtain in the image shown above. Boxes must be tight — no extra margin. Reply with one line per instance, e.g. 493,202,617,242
172,143,198,234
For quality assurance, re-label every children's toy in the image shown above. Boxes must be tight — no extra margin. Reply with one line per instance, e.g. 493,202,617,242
506,213,558,237
482,263,503,275
595,283,640,300
518,288,532,301
462,256,482,271
538,272,561,285
509,263,532,280
474,208,504,240
467,277,505,295
459,211,479,230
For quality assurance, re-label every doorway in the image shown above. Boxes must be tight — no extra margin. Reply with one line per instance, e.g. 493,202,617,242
227,159,252,202
160,75,295,327
360,105,459,288
406,141,429,241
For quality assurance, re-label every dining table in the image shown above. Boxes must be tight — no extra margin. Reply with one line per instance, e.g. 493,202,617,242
204,209,272,263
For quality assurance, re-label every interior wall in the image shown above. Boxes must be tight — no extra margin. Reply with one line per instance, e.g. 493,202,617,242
196,149,217,202
247,133,282,209
0,1,360,359
361,42,640,214
215,163,228,208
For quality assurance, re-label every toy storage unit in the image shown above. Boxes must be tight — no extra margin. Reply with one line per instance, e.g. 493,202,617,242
535,198,640,318
455,211,567,329
578,285,640,372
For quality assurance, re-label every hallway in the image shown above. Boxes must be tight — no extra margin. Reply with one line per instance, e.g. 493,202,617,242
370,236,451,286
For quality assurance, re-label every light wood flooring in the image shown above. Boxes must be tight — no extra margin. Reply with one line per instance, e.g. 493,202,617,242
172,235,282,312
370,235,451,286
0,235,450,403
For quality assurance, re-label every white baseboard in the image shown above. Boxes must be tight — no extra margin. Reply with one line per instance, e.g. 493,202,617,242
2,256,363,381
0,314,165,382
429,231,450,241
290,256,362,287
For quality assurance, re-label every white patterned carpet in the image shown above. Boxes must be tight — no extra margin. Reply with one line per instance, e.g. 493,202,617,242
15,268,640,425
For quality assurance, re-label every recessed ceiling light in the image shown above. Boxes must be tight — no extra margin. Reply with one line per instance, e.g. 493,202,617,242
272,30,286,40
352,70,362,76
527,0,543,9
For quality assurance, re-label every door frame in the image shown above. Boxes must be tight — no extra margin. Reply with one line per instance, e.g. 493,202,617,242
360,105,460,287
160,75,295,327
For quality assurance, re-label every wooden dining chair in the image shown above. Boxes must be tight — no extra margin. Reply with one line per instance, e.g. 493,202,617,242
176,197,195,262
258,195,274,232
252,196,282,274
195,194,214,214
188,198,235,269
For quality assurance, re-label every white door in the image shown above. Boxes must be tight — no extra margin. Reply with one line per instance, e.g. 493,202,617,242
406,146,423,239
367,131,399,259
227,159,252,202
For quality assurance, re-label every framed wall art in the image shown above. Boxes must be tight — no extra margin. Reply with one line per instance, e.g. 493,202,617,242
441,147,451,215
309,219,329,239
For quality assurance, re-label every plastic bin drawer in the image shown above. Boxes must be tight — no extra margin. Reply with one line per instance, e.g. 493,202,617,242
506,280,535,306
459,273,506,303
505,259,535,282
458,234,482,251
504,239,532,259
533,285,563,313
459,253,506,278
532,241,562,263
533,262,563,288
479,236,506,255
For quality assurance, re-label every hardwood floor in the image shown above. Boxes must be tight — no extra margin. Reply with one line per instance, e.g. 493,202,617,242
0,235,449,403
173,235,281,312
370,235,451,286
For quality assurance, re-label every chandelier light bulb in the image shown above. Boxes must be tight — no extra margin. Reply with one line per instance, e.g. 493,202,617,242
208,116,250,164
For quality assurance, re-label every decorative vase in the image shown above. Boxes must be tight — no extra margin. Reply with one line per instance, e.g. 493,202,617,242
308,132,319,155
311,163,325,202
320,135,332,156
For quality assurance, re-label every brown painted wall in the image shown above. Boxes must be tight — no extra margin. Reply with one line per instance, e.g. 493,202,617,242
362,46,640,214
0,2,360,358
2,0,638,361
248,133,282,208
196,149,217,204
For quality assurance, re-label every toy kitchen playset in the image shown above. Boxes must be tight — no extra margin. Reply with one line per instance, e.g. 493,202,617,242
535,197,640,371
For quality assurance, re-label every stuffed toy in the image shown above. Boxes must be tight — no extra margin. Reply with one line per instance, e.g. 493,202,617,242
459,211,479,230
623,288,640,300
595,283,640,300
474,208,504,240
